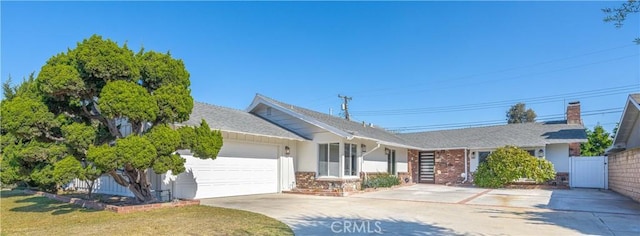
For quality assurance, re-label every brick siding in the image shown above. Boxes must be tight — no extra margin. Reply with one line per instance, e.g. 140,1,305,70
295,172,361,192
608,148,640,203
434,149,468,185
408,149,419,183
408,149,470,185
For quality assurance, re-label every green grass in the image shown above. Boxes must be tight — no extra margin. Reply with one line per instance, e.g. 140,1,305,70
1,190,293,235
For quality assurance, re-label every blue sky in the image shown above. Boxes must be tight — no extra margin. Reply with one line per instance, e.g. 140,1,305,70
2,1,639,134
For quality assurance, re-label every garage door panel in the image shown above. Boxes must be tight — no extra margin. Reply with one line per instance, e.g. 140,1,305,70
173,142,279,199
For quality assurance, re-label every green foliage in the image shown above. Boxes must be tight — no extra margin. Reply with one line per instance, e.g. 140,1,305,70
581,124,613,156
61,123,96,154
72,35,140,82
153,85,193,123
145,125,181,156
603,0,640,44
15,141,67,163
86,144,118,171
37,62,84,98
115,136,157,170
138,50,190,91
0,150,25,185
177,126,197,149
190,120,223,159
152,154,186,175
30,165,56,191
0,35,219,200
474,146,556,188
99,80,158,122
363,173,401,188
506,103,537,124
0,96,57,139
53,156,83,184
3,75,16,100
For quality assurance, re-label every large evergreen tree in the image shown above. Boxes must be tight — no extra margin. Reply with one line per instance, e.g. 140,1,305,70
506,103,537,124
0,35,222,202
580,124,613,156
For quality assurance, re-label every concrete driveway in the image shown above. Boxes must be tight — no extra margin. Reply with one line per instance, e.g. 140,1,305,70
201,185,640,235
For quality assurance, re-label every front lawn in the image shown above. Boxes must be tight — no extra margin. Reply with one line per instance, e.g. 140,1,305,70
0,190,293,235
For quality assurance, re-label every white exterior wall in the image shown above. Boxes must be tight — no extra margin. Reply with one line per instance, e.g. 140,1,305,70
296,132,341,172
626,117,640,149
546,143,570,173
360,139,408,173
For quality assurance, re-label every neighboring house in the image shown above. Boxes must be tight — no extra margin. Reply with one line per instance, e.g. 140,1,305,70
606,94,640,202
399,102,587,186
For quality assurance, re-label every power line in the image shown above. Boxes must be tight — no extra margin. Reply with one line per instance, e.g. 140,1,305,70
388,108,624,132
354,53,639,99
302,44,637,106
352,85,637,116
338,94,352,121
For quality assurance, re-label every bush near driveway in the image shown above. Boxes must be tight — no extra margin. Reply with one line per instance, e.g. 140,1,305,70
0,190,293,235
363,172,401,188
474,146,556,188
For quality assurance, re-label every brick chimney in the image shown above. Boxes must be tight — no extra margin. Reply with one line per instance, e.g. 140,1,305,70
566,101,581,156
566,101,581,125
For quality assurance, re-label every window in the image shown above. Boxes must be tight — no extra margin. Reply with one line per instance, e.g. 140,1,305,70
318,143,340,177
387,149,396,174
526,150,535,157
344,143,358,176
478,151,491,164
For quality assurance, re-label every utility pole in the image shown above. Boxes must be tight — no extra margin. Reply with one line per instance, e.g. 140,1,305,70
338,94,352,120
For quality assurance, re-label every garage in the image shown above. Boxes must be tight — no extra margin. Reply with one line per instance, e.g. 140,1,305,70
173,141,279,199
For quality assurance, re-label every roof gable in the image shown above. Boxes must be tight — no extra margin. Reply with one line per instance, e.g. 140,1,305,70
611,94,640,150
247,94,417,148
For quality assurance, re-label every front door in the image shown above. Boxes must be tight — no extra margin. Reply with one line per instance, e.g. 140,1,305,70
419,151,435,183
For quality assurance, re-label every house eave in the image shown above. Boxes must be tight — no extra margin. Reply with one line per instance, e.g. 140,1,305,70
247,95,353,139
173,124,307,141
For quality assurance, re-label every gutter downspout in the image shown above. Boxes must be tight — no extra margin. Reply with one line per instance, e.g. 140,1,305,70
463,148,469,183
361,143,382,183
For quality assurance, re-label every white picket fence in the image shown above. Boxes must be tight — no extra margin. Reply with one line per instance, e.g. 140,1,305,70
71,175,134,197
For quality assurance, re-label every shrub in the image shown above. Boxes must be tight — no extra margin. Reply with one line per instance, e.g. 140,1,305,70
363,172,400,188
474,146,556,188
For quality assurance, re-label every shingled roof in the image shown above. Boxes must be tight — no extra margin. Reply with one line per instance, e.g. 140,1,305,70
399,121,587,150
250,94,418,149
181,101,306,141
609,93,640,153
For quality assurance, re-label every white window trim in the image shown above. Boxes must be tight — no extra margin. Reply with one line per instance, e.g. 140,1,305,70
344,143,358,177
318,141,362,179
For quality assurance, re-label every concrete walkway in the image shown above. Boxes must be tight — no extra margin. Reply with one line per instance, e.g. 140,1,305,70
201,185,640,235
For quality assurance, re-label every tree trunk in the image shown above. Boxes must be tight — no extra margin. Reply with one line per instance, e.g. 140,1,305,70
123,167,156,203
85,179,95,198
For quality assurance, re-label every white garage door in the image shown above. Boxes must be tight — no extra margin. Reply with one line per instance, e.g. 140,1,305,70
173,141,279,199
571,156,608,189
